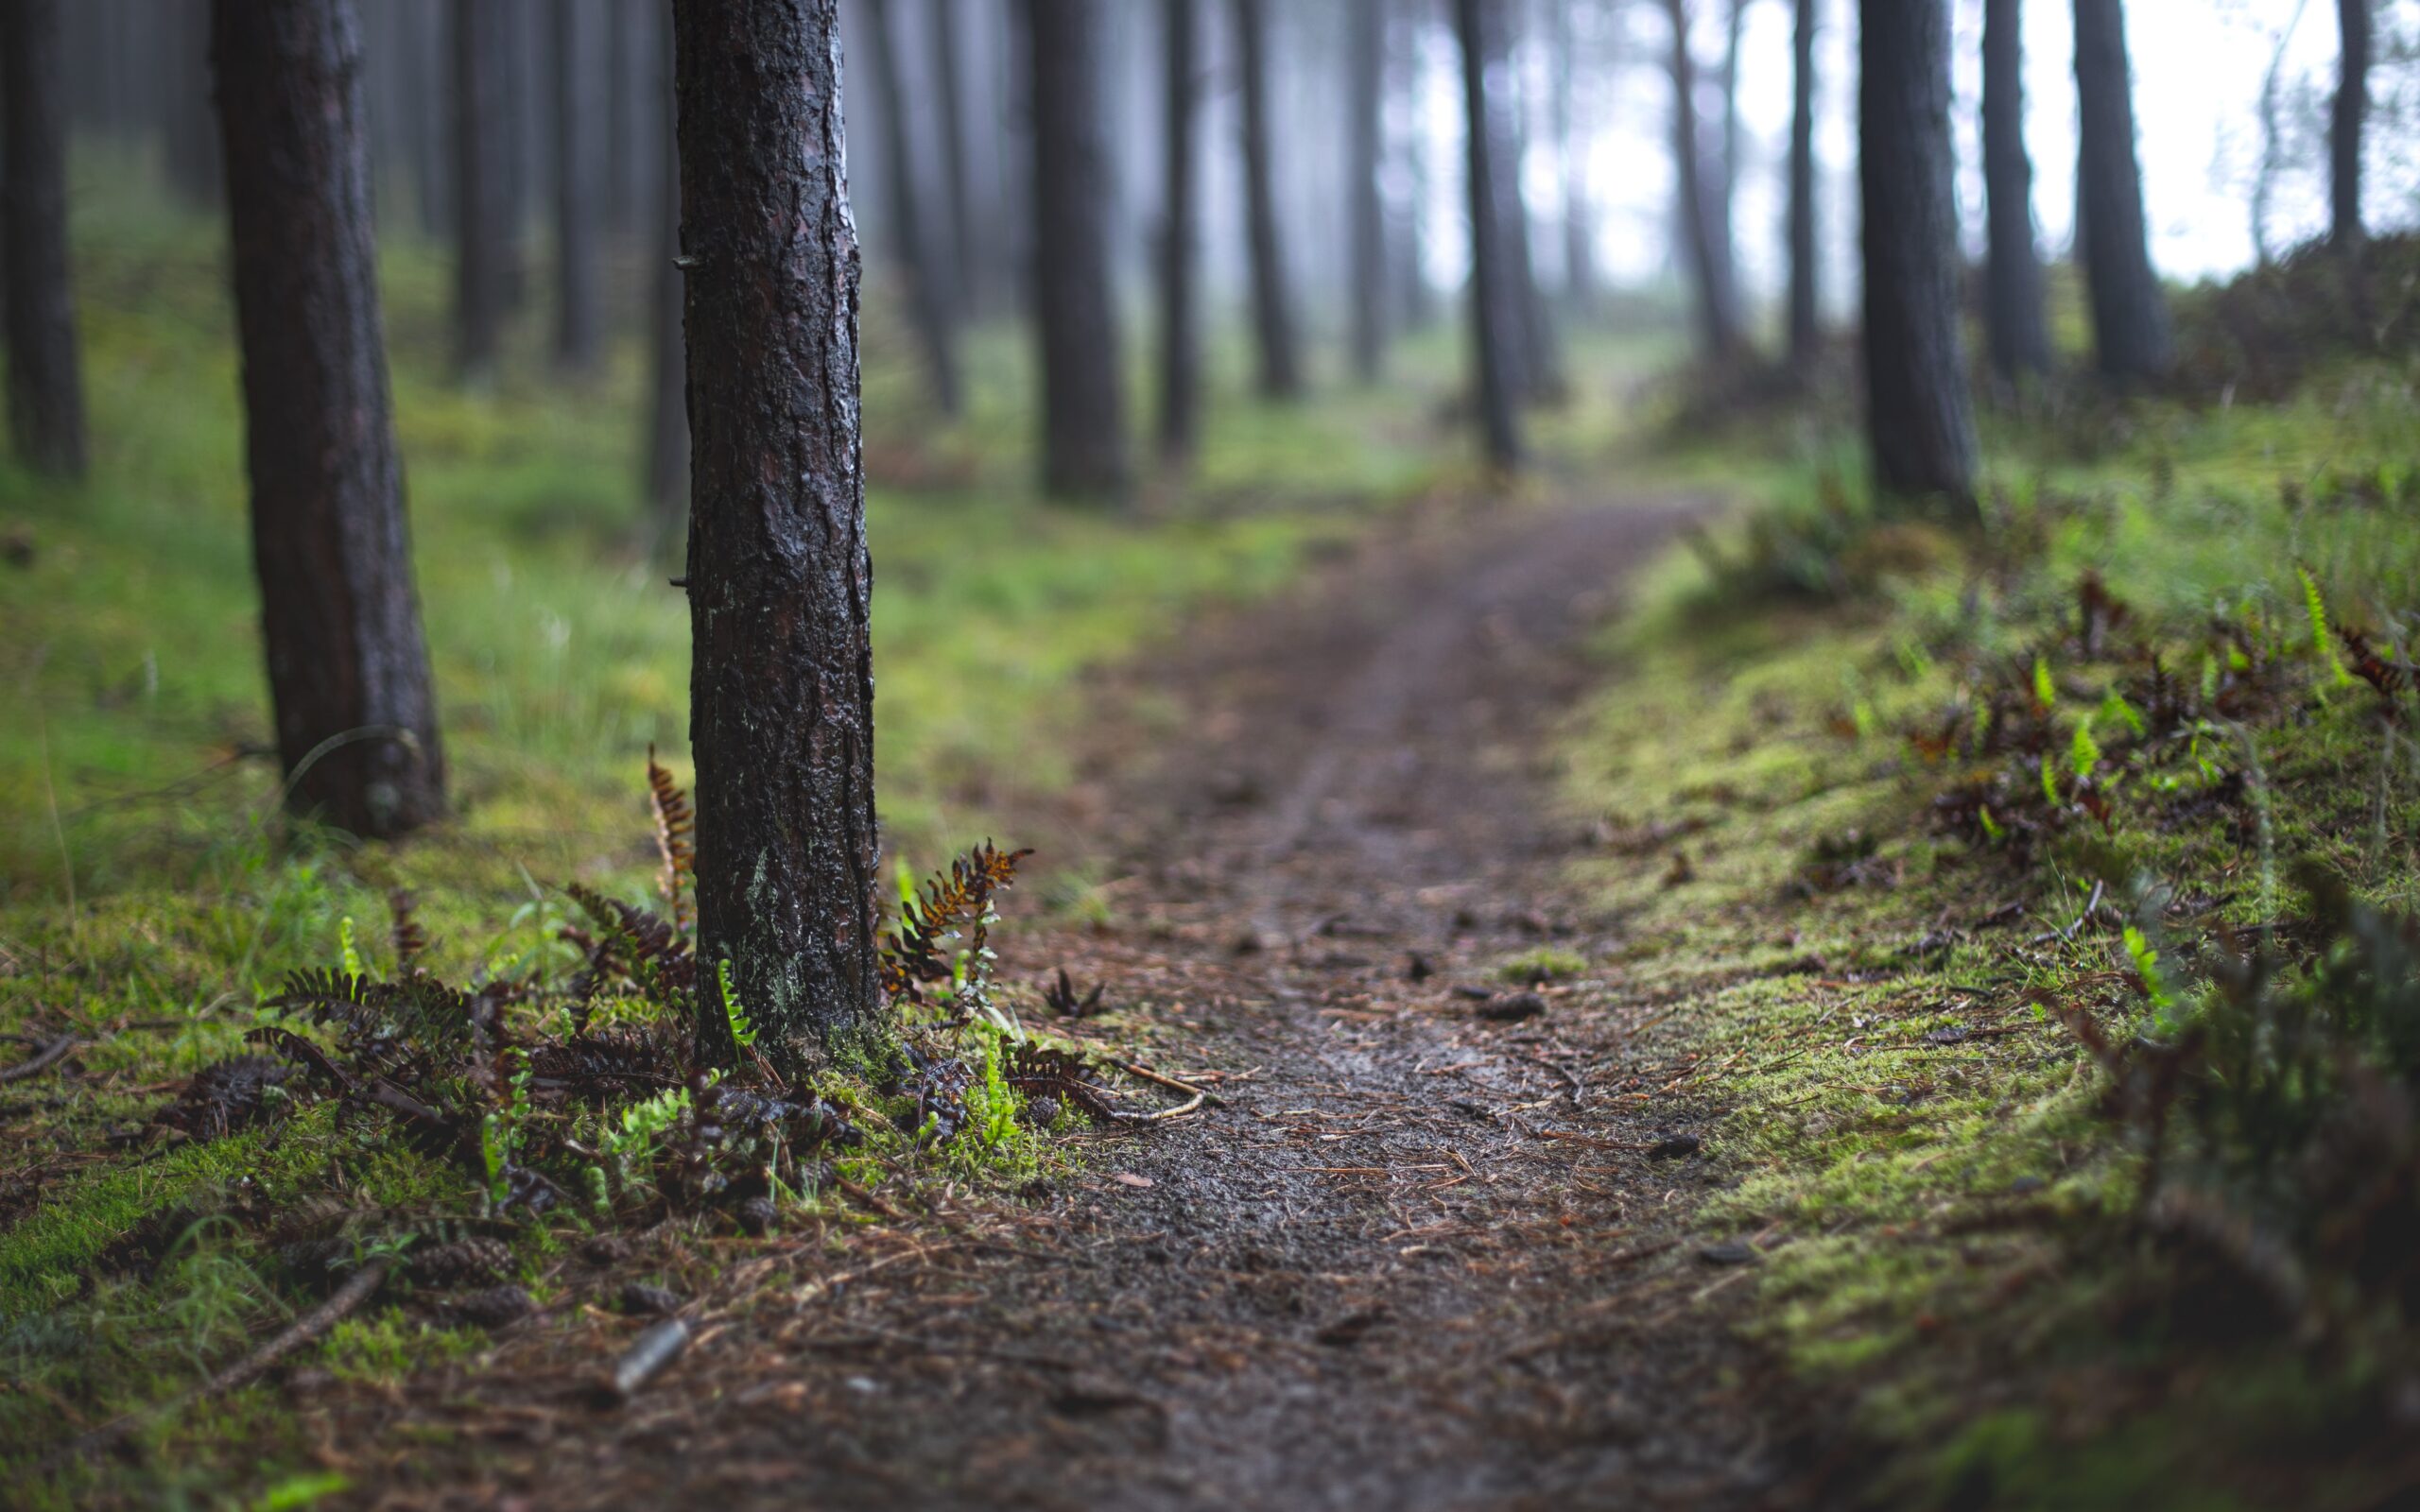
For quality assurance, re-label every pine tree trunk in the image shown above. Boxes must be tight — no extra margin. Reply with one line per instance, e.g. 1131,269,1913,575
2,0,90,479
549,0,599,373
931,0,977,315
163,2,223,208
1348,0,1387,384
1494,29,1561,403
2071,0,2170,382
1663,0,1742,360
1392,0,1434,332
868,0,962,416
1714,0,1745,312
2332,0,2369,249
604,0,634,236
1157,0,1200,462
1026,0,1129,500
646,0,687,545
212,0,446,839
1859,0,1979,517
1454,0,1522,470
1786,0,1818,366
451,0,505,382
1233,0,1303,401
1982,0,2050,381
1552,0,1593,319
671,0,881,1064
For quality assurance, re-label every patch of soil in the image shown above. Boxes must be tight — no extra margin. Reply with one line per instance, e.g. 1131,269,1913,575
304,498,1812,1510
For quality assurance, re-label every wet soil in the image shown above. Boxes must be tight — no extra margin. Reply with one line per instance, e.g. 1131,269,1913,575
333,496,1812,1511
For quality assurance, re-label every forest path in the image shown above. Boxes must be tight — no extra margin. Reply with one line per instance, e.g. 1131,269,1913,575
360,496,1802,1510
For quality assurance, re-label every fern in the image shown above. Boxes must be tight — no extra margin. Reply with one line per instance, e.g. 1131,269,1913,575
337,917,362,980
2032,655,2058,710
2069,721,2102,783
880,843,1032,1010
2299,564,2353,687
646,747,696,935
717,958,756,1049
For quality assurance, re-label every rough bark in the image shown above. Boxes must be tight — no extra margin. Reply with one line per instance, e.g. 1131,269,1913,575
1982,0,2050,380
1026,0,1129,500
211,0,447,838
1663,0,1742,360
1233,0,1303,401
2,0,89,478
1348,0,1387,383
451,0,506,382
646,0,687,544
2333,0,2370,249
1454,0,1522,470
2071,0,2171,382
867,0,961,415
1859,0,1979,517
1157,0,1200,461
671,0,881,1061
931,0,977,313
549,0,600,372
1786,0,1818,365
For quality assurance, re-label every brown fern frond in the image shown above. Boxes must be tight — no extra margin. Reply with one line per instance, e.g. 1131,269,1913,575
1004,1044,1128,1125
566,884,697,999
645,747,696,935
389,887,429,976
879,843,1033,1008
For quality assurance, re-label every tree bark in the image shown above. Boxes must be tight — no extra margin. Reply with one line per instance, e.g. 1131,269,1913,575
867,0,962,416
1714,0,1746,313
1663,0,1742,360
1786,0,1818,366
646,0,687,545
931,0,977,314
549,0,599,372
451,0,506,383
2071,0,2170,382
1982,0,2050,381
671,0,880,1062
1026,0,1129,500
1552,0,1593,320
1157,0,1199,461
164,2,224,209
2332,0,2369,249
1859,0,1978,517
1454,0,1522,470
1233,0,1303,400
1488,3,1560,400
1348,0,1387,382
2,0,89,478
211,0,447,839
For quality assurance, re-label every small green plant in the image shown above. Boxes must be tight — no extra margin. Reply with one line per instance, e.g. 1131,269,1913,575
2297,564,2353,688
717,958,756,1049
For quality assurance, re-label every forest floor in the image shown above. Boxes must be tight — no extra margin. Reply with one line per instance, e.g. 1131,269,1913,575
292,492,1827,1510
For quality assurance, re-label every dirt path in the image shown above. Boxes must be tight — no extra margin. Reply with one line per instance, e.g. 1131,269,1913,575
348,497,1803,1511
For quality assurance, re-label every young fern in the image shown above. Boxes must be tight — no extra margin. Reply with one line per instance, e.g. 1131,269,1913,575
717,958,756,1049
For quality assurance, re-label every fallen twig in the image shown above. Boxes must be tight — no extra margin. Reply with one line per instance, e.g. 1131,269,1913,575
0,1033,78,1085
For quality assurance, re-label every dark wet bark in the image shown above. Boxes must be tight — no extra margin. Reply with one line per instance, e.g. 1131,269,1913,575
549,0,600,373
1859,0,1979,518
1349,0,1387,383
646,0,687,545
931,0,977,314
1157,0,1200,461
1233,0,1302,401
671,0,880,1062
1663,0,1741,360
211,0,446,839
1026,0,1129,500
1982,0,2050,381
2,0,89,478
2071,0,2170,382
451,0,506,382
2333,0,2369,249
867,0,961,416
1786,0,1818,366
1454,0,1522,470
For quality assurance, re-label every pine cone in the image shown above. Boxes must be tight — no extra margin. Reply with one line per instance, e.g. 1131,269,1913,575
446,1283,538,1329
735,1195,779,1237
410,1237,513,1289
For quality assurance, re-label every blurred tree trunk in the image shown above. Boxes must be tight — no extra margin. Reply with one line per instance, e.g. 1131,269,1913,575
2,0,89,478
1714,0,1746,314
670,0,880,1065
647,0,687,544
1484,4,1559,400
1663,0,1742,360
1026,0,1128,500
550,0,600,373
1859,0,1978,518
1392,0,1435,332
1233,0,1303,400
604,0,635,237
2332,0,2369,249
868,0,962,416
2253,0,2309,267
931,0,977,315
1786,0,1817,366
451,0,506,383
211,0,446,839
1349,0,1387,383
164,2,224,208
1982,0,2049,381
1454,0,1522,470
2071,0,2170,382
1157,0,1199,461
398,0,449,238
1552,0,1593,320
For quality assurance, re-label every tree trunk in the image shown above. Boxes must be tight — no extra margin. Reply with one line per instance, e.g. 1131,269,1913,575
1156,0,1199,462
867,0,962,416
1487,2,1560,399
1347,0,1387,383
671,0,880,1064
549,0,599,372
2332,0,2369,249
931,0,977,315
1233,0,1303,400
211,0,447,839
1392,0,1435,332
164,2,223,208
1552,0,1593,319
2071,0,2170,382
1663,0,1742,360
2253,0,2310,267
1982,0,2049,381
451,0,506,382
1786,0,1818,366
646,0,687,545
604,0,634,236
1714,0,1746,312
1026,0,1129,500
2,0,89,478
1859,0,1978,517
1454,0,1522,470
